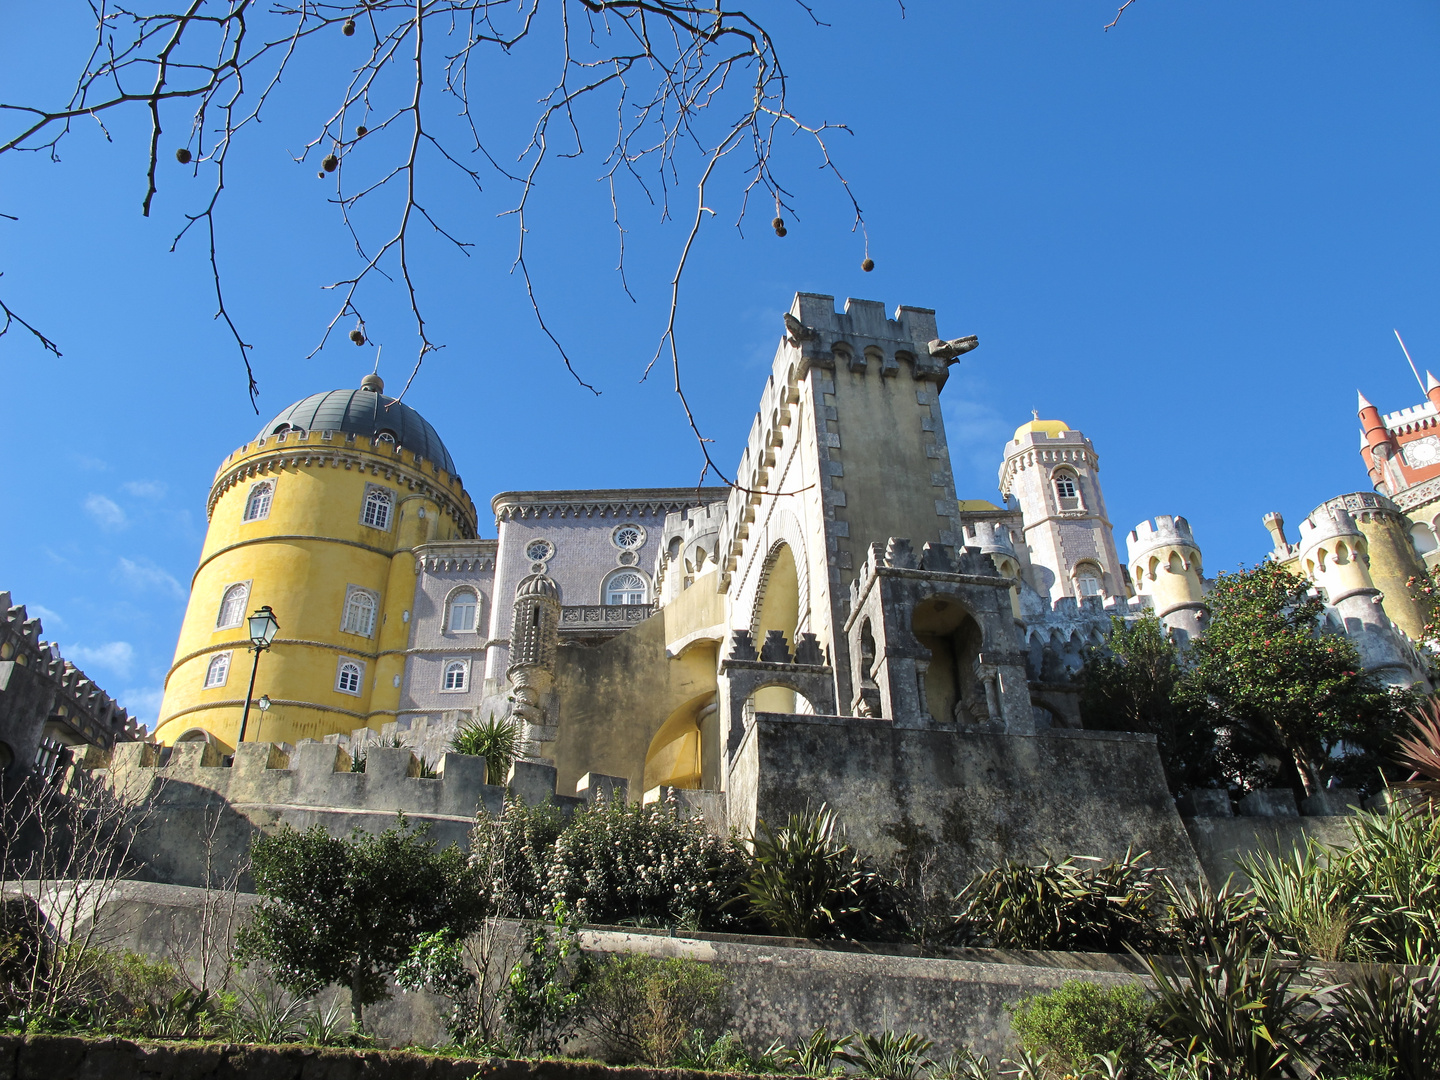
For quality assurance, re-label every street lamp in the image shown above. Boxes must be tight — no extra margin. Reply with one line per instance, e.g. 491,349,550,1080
237,605,280,745
256,694,272,742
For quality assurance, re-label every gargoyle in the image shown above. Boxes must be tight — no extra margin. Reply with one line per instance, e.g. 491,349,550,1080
927,335,979,362
783,312,818,344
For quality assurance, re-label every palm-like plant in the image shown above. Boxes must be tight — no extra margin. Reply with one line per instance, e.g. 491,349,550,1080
1332,960,1440,1080
450,712,529,785
782,1026,853,1076
1398,698,1440,801
741,805,900,939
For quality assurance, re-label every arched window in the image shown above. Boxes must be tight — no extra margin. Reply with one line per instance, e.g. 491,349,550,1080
362,486,392,530
203,652,231,688
1074,564,1103,597
216,582,250,630
342,587,378,636
442,659,469,691
605,570,648,605
336,659,363,695
243,480,273,522
1053,472,1080,510
448,589,479,632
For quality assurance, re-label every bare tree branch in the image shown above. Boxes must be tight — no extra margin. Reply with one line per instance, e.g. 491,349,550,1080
1105,0,1139,31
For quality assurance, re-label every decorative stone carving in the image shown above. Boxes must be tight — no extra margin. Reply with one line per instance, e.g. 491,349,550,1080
926,335,979,362
728,629,759,661
759,630,792,664
506,573,561,749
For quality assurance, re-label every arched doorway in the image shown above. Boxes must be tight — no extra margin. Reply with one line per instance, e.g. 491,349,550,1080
643,693,717,791
911,596,984,725
753,543,800,713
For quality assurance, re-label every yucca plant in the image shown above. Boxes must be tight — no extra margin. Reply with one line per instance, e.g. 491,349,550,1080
1160,875,1263,956
741,805,901,940
1398,698,1440,801
1331,960,1440,1080
839,1031,934,1080
450,712,530,784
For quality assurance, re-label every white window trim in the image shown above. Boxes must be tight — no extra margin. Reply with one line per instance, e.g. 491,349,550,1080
335,657,366,696
611,523,646,551
203,651,232,689
445,587,481,634
440,656,470,693
242,478,275,523
524,538,555,563
360,483,395,531
215,581,252,631
602,568,650,606
341,585,380,637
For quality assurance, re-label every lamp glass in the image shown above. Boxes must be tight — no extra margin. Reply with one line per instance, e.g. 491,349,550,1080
257,694,272,711
247,605,280,648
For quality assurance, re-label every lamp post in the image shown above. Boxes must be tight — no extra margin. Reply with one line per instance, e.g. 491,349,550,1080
255,694,272,743
237,605,280,745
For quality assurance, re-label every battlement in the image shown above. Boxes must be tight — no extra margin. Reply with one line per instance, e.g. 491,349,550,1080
218,428,465,492
789,293,940,350
1297,503,1364,549
1383,399,1438,431
962,519,1019,557
0,591,146,749
1126,516,1198,563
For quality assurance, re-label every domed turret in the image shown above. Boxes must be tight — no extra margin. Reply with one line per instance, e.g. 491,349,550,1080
261,375,456,476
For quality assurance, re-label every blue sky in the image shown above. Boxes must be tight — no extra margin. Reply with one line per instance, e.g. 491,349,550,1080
2,1,1437,730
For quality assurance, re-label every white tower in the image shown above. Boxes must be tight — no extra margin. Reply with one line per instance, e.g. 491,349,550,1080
999,418,1126,604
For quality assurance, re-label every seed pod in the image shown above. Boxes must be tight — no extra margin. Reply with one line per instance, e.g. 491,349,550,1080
771,217,784,230
861,257,875,273
342,18,356,35
318,172,326,179
175,148,192,165
775,226,788,237
323,154,339,172
355,125,368,138
349,329,366,345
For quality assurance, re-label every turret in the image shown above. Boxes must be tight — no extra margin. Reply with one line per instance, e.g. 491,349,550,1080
1426,371,1440,413
1359,390,1397,495
507,572,561,754
1126,516,1207,642
1262,512,1289,557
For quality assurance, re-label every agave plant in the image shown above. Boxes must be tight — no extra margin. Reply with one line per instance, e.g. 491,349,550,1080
782,1026,853,1076
230,977,311,1044
451,712,529,785
839,1031,934,1080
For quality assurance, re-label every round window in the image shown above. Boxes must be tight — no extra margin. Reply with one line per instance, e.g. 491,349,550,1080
612,525,644,550
525,539,554,562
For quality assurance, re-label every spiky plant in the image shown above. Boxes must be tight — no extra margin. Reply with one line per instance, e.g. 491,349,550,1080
838,1031,934,1080
1398,698,1440,802
450,712,528,785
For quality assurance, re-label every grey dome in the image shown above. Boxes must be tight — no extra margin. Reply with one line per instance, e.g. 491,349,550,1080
515,573,559,601
261,378,455,476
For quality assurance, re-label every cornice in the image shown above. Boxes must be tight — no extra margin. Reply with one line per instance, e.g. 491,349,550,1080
492,487,727,523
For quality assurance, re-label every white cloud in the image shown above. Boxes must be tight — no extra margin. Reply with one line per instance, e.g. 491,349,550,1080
121,480,167,499
67,641,136,679
119,686,164,726
117,557,184,598
83,493,127,530
28,604,63,628
71,454,110,472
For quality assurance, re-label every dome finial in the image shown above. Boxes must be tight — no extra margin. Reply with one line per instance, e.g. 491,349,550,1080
360,373,384,394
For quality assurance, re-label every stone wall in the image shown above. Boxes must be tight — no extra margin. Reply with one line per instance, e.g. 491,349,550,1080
731,713,1205,887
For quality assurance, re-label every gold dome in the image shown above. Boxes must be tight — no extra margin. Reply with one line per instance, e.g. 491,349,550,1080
1012,418,1071,443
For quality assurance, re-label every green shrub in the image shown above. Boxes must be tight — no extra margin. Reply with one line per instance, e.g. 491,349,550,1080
952,849,1167,953
1006,979,1150,1075
471,795,747,929
586,953,729,1066
501,902,592,1056
742,805,902,940
678,1031,787,1074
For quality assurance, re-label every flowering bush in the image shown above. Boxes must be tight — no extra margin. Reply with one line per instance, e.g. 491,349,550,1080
470,795,747,929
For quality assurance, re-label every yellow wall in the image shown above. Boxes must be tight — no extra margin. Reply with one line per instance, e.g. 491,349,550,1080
155,430,476,750
1355,512,1429,641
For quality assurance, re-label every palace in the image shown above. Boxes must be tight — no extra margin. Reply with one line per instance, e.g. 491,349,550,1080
141,294,1431,875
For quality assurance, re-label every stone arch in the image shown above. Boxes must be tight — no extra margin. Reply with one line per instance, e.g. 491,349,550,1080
911,593,985,725
750,541,802,712
743,677,820,720
643,691,715,791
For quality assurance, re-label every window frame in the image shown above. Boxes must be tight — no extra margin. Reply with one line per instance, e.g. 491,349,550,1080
203,651,232,689
335,657,365,696
341,585,379,637
603,569,650,606
242,479,275,523
611,524,646,551
1073,563,1104,598
215,581,251,631
360,483,395,531
440,657,470,693
1052,469,1083,511
446,588,480,633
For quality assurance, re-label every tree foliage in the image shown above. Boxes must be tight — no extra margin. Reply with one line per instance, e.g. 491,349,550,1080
1078,613,1215,793
237,814,486,1028
1188,562,1411,796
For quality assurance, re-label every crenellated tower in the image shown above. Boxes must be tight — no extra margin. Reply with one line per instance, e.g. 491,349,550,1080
1126,516,1207,643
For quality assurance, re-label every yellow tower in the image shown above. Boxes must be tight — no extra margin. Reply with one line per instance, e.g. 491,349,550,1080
154,375,477,749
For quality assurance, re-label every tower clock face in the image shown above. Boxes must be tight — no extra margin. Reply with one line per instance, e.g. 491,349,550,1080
1403,436,1440,470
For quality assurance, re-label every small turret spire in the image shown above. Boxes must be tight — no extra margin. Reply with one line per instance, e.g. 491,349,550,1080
1428,371,1439,392
1357,389,1375,412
